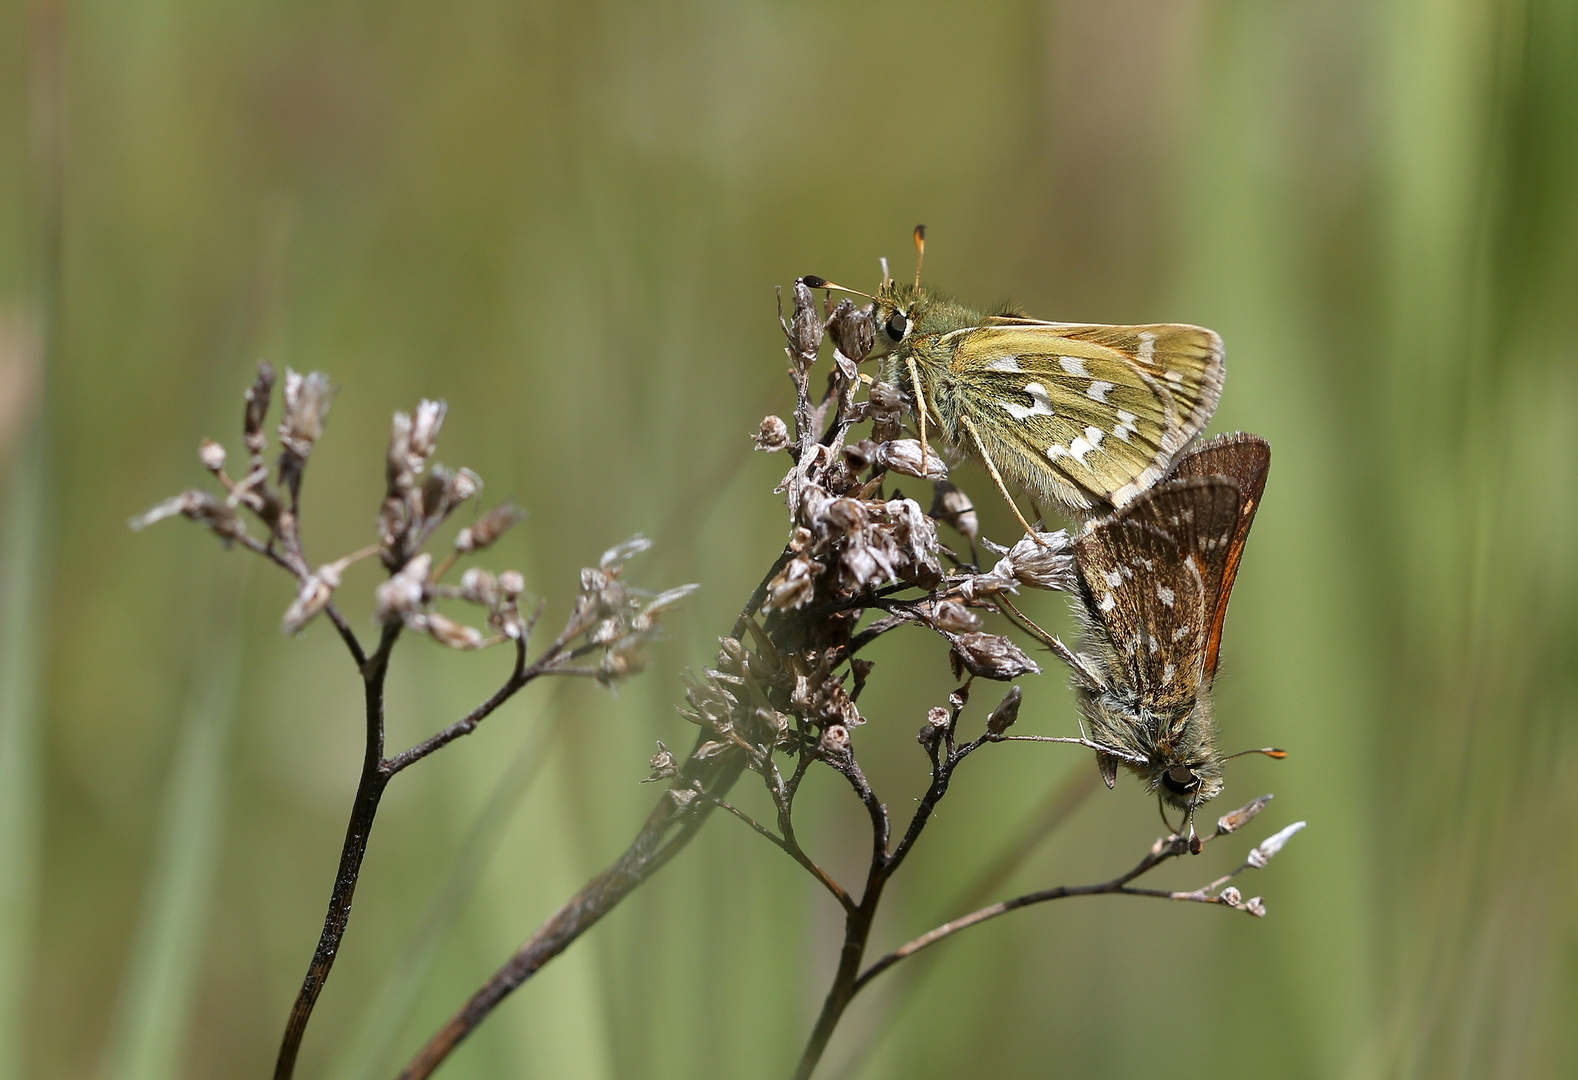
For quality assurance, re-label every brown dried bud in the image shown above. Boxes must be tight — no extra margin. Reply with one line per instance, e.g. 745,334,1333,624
459,567,498,606
826,298,875,363
875,439,948,481
868,380,904,416
985,686,1023,735
754,414,790,452
277,369,335,460
281,560,345,635
375,553,431,624
420,611,485,649
596,634,649,686
387,411,414,492
1001,530,1075,591
931,600,982,634
787,278,824,362
819,724,850,755
947,632,1041,681
669,787,698,809
1246,821,1306,868
243,361,276,455
199,439,227,473
1215,794,1274,835
632,583,701,632
763,555,818,613
642,741,679,783
129,490,247,542
930,482,978,545
456,503,525,554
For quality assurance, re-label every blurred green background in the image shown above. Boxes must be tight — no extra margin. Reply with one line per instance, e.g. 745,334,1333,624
3,0,1576,1077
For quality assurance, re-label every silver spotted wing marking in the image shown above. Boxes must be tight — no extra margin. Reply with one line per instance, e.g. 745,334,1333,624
947,322,1224,513
1072,478,1242,710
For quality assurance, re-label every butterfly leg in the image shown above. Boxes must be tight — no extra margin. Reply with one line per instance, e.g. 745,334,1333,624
905,356,933,475
959,415,1045,545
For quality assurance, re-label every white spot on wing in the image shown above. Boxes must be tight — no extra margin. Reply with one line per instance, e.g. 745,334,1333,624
1163,662,1175,683
1069,436,1094,464
1083,425,1105,448
1105,570,1123,587
987,355,1022,373
1046,443,1068,461
1171,624,1192,642
1058,355,1089,377
1156,583,1175,607
1099,592,1116,613
1165,369,1185,389
1087,380,1113,403
1137,332,1156,365
1114,410,1138,443
1001,381,1056,421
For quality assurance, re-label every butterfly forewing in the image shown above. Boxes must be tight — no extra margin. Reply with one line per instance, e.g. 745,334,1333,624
1168,433,1271,683
950,323,1224,512
1072,479,1241,708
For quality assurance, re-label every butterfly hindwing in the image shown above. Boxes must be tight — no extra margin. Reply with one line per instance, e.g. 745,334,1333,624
1072,478,1241,708
1168,433,1271,683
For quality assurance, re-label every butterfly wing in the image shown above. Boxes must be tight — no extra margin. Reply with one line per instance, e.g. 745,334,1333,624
948,323,1224,514
1168,432,1271,683
1072,478,1241,708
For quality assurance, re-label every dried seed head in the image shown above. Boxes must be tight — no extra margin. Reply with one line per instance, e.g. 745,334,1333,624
596,634,650,687
199,439,227,473
819,724,850,755
460,567,498,606
408,399,447,469
642,741,680,783
1219,886,1243,907
787,278,824,363
600,534,653,570
868,380,904,416
1002,530,1075,591
754,415,790,452
930,600,982,634
456,503,526,554
243,361,276,455
129,490,247,542
875,439,948,481
1244,897,1267,917
498,570,525,597
669,787,698,809
281,562,345,635
277,369,335,460
763,555,818,613
419,611,485,649
947,632,1041,681
375,553,431,624
1216,794,1274,835
1247,821,1306,869
387,411,414,491
985,685,1023,735
633,583,701,632
930,481,978,546
826,298,875,363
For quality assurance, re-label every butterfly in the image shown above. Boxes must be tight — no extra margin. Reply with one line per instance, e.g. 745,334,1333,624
804,227,1224,533
1051,433,1280,839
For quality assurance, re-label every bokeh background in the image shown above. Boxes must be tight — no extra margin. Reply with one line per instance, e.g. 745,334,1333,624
3,0,1576,1077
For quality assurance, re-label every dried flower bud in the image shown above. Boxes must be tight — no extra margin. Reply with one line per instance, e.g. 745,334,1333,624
243,361,276,455
754,415,790,452
448,467,480,504
947,632,1041,681
930,481,978,546
787,278,824,362
875,439,948,481
692,740,730,760
1247,821,1306,868
985,686,1023,735
763,555,818,613
1244,897,1267,917
641,741,679,783
819,724,850,755
868,380,904,416
455,503,525,554
498,570,525,597
600,534,653,569
375,553,431,624
668,786,698,809
1002,530,1075,591
1215,794,1274,835
277,369,335,460
633,583,701,631
129,490,247,542
1219,886,1243,907
420,611,485,649
199,439,227,473
387,411,414,491
408,399,447,469
597,634,649,686
281,560,346,635
826,298,875,364
460,567,498,606
930,600,981,633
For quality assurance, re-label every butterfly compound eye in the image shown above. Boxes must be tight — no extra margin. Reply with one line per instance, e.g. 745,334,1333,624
1161,765,1201,796
885,311,908,342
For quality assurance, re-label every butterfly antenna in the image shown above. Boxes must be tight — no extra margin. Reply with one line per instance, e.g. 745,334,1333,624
799,275,881,303
879,257,892,292
913,224,927,289
1185,799,1202,855
1222,746,1288,762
